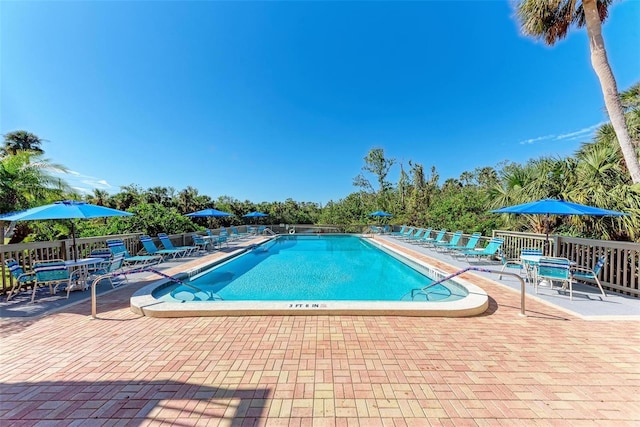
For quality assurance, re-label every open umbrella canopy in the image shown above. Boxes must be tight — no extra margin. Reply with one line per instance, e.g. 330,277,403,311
185,208,233,217
243,211,268,227
243,211,268,218
490,198,628,255
0,200,134,221
0,200,133,261
369,211,393,217
490,199,628,217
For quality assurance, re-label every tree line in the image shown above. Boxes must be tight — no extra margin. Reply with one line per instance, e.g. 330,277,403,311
2,82,638,244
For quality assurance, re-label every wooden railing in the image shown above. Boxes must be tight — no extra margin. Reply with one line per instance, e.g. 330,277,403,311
2,227,638,297
0,233,142,295
0,227,253,294
494,230,640,296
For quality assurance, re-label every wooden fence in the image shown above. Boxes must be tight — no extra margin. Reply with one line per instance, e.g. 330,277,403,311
2,226,638,297
494,230,640,296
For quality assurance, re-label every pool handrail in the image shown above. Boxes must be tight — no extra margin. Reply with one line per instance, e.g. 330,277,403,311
90,266,223,319
410,266,527,316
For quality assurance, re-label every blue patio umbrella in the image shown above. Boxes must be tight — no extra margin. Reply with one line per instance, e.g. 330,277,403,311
369,211,393,218
491,198,628,253
369,210,393,229
0,200,133,260
243,211,268,218
185,208,233,218
491,199,628,217
243,211,268,226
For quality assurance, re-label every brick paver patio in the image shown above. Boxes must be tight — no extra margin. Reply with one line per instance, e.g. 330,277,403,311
1,240,639,426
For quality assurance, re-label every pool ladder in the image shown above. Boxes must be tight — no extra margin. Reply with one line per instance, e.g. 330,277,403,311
409,266,527,316
91,266,223,319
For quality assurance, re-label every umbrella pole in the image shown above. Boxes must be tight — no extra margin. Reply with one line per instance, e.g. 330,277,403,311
71,221,78,262
544,214,550,256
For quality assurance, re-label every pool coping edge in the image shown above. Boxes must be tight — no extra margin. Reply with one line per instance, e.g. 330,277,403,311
130,235,489,317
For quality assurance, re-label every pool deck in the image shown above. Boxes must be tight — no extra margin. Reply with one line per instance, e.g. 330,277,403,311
1,233,638,425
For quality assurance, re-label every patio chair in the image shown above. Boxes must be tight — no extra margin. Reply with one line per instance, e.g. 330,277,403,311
158,233,197,257
499,250,523,280
458,237,504,263
405,227,428,244
206,229,229,248
87,253,129,289
390,225,407,236
446,232,482,253
571,255,607,298
140,235,183,260
87,248,113,273
33,260,82,303
403,228,426,242
106,239,162,266
398,227,420,240
5,259,36,301
536,256,573,299
368,225,382,234
89,248,112,260
219,227,235,241
230,225,250,239
499,248,542,281
192,233,214,252
392,226,414,240
417,229,447,247
432,231,463,252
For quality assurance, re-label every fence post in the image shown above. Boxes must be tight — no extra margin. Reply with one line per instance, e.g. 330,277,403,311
60,240,69,260
552,236,559,257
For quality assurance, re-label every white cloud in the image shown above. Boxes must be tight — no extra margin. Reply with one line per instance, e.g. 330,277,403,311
555,122,605,140
53,171,115,193
518,134,555,145
518,122,605,146
79,177,112,189
71,186,93,194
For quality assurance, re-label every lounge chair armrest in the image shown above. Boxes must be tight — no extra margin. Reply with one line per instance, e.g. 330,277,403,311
570,266,593,275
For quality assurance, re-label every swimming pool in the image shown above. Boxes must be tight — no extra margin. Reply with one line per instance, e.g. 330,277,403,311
155,234,465,302
131,234,489,317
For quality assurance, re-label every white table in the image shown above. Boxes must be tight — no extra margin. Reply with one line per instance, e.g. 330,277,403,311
519,254,542,264
517,255,541,283
64,257,104,292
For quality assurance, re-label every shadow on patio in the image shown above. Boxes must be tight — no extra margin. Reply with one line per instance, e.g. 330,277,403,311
2,379,271,424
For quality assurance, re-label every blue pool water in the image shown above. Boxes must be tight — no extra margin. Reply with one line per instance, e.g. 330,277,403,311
154,235,468,302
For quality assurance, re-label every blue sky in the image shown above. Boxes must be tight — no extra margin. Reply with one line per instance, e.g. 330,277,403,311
2,1,639,206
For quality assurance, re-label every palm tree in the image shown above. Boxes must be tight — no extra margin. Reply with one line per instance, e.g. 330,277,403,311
112,184,142,211
143,186,175,207
568,126,640,240
86,189,111,207
0,151,71,243
620,82,640,110
489,161,548,233
1,131,45,156
515,0,640,183
0,151,69,214
177,186,200,214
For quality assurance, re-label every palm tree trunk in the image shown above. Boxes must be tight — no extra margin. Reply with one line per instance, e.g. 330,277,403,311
583,0,640,184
